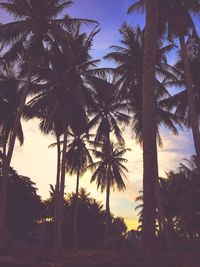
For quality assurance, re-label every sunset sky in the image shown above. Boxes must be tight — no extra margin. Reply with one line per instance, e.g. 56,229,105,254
0,0,195,230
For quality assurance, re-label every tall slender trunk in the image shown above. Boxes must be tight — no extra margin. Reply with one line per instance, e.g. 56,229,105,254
180,35,200,170
53,133,61,249
104,172,111,248
55,127,67,249
2,138,7,165
73,163,80,249
104,129,111,247
141,0,159,258
0,65,33,242
2,136,7,160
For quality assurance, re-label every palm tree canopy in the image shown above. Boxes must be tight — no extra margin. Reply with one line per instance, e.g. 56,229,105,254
0,0,97,68
128,0,200,39
104,23,182,145
160,36,200,128
65,132,93,176
88,76,130,146
89,142,129,192
23,23,100,136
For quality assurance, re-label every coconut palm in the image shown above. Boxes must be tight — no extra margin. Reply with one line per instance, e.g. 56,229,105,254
0,69,24,158
86,74,130,247
89,142,129,246
88,77,130,146
0,0,97,237
65,131,93,248
128,0,159,257
141,1,159,256
161,36,200,153
106,20,180,254
24,89,64,249
105,23,182,146
128,0,200,169
23,22,100,248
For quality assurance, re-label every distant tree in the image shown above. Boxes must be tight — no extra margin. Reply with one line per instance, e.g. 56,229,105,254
161,156,200,240
88,77,130,146
43,187,127,249
90,142,129,246
111,217,127,239
136,155,200,247
65,131,93,248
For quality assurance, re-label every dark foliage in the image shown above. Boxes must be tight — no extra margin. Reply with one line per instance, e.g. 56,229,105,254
44,187,127,249
0,159,44,240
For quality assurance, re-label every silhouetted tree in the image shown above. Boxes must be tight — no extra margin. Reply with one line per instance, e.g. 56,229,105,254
128,0,159,257
128,0,200,169
90,142,129,246
0,160,44,241
65,131,93,248
105,23,182,146
161,156,200,240
0,68,24,157
43,187,127,249
0,0,96,242
23,22,100,248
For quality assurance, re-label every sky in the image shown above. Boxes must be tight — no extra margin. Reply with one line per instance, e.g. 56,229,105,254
0,0,195,230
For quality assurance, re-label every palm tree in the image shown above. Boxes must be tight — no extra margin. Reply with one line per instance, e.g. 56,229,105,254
86,74,130,247
88,77,130,146
128,0,200,169
24,90,64,249
0,0,97,238
105,23,182,253
105,23,182,146
161,36,200,156
89,142,129,247
128,0,159,257
0,69,24,158
141,1,159,256
65,131,93,248
23,22,100,248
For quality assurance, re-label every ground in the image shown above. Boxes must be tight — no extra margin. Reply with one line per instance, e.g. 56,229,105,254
0,249,200,267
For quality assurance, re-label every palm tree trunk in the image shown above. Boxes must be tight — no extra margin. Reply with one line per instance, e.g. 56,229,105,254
104,128,111,247
141,0,159,258
105,173,111,248
0,65,33,243
53,133,61,249
55,127,68,249
73,163,80,249
2,137,7,160
180,35,200,170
